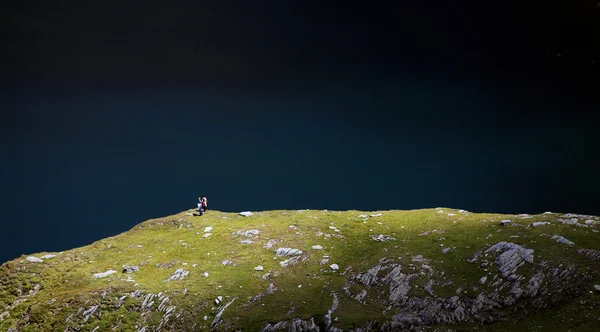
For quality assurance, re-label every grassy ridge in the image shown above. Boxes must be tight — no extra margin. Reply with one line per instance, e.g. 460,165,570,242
1,208,599,331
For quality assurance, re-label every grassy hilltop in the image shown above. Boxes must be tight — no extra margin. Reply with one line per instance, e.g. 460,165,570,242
1,208,599,331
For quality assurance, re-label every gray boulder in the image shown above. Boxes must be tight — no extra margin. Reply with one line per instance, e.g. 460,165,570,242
552,235,574,245
122,266,139,273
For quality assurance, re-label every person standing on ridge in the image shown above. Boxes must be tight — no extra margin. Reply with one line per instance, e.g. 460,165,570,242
201,196,208,212
197,197,203,216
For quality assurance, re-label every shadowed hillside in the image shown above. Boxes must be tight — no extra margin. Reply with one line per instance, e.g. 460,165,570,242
1,208,599,331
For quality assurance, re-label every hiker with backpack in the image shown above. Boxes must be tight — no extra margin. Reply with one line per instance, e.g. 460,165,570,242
197,197,203,216
201,196,208,212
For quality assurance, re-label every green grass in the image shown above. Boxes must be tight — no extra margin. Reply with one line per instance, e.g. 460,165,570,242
1,208,599,331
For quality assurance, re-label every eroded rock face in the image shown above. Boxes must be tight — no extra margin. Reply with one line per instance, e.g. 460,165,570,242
336,241,587,329
260,317,319,332
476,242,534,279
578,248,600,261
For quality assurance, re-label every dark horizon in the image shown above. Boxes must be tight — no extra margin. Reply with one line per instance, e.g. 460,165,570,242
2,0,599,264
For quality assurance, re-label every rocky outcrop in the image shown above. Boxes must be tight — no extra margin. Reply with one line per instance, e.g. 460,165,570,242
260,318,320,332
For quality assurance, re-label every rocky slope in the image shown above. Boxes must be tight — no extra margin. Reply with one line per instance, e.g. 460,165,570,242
1,208,599,331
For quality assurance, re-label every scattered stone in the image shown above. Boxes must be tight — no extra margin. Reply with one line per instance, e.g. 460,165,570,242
215,296,223,305
552,235,574,245
330,264,339,270
203,233,212,238
478,276,487,285
275,248,303,257
203,272,209,277
254,265,264,271
263,239,277,249
93,270,117,279
532,222,551,227
499,220,512,226
26,256,43,263
237,230,260,237
311,245,323,250
358,214,368,218
164,268,189,281
239,211,253,217
40,254,56,259
204,226,213,233
122,266,139,273
82,305,98,322
441,247,455,254
594,285,600,292
240,239,253,244
221,260,236,266
370,234,395,242
370,213,382,217
448,213,456,216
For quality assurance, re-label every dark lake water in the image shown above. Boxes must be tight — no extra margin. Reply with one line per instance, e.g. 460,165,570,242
2,80,599,264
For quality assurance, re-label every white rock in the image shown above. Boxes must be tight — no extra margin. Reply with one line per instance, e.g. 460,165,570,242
478,276,487,284
239,211,253,217
26,256,43,263
311,245,323,250
448,213,456,216
358,214,368,218
237,229,260,237
275,248,303,256
204,226,213,233
370,213,382,217
330,264,339,270
551,235,574,245
93,270,117,278
164,268,189,281
40,254,56,259
203,272,209,277
594,285,600,292
499,220,512,225
203,233,212,238
254,265,264,271
532,222,551,227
